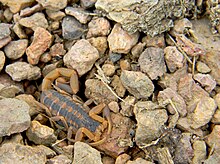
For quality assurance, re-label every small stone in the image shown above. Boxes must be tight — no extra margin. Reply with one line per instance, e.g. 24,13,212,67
19,12,48,31
62,16,85,40
111,75,126,98
74,142,102,164
102,156,115,164
47,154,72,164
46,10,65,21
26,120,57,146
170,18,192,36
26,27,52,65
212,93,220,124
36,0,67,10
115,154,131,164
131,42,145,60
0,51,5,72
0,23,11,40
13,23,28,39
120,96,135,117
34,145,56,158
164,46,184,72
108,23,139,54
64,39,99,76
5,61,41,81
142,34,165,48
108,101,119,113
109,53,122,63
40,52,52,63
102,63,115,76
49,43,66,57
87,17,111,38
87,37,108,55
139,47,166,80
120,59,131,71
192,140,207,164
80,0,96,9
48,21,60,31
65,7,91,24
4,39,28,60
193,73,216,93
3,8,13,22
120,70,154,99
0,143,46,164
206,125,220,149
0,36,11,49
20,4,43,17
127,158,154,164
196,61,211,73
0,98,30,137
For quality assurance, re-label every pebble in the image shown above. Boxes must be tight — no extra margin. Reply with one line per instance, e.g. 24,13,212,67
65,7,91,24
4,39,28,60
142,34,165,48
80,0,96,9
127,158,154,164
40,52,52,63
26,27,52,65
192,140,207,164
3,8,13,22
20,4,43,17
34,145,56,158
47,154,72,164
164,46,184,72
109,53,122,63
131,42,145,60
120,59,131,71
13,23,28,39
120,96,135,117
108,101,119,113
36,0,67,11
0,98,30,137
102,156,115,164
62,16,85,40
0,143,46,164
196,61,211,73
170,18,192,36
87,17,111,38
111,75,126,97
49,43,66,57
0,0,34,13
212,93,220,124
115,153,131,164
0,23,11,40
0,51,5,72
64,39,99,76
87,36,108,55
46,10,65,21
73,141,102,164
134,101,168,148
26,120,57,146
108,23,139,54
102,63,115,76
120,70,154,99
5,61,41,81
19,12,48,31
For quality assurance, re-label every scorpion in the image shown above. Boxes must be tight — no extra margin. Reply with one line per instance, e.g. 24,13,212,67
37,68,112,146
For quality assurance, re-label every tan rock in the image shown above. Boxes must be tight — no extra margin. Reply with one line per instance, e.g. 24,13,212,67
115,154,131,164
0,51,5,72
36,0,67,10
102,63,115,77
142,34,165,48
87,37,108,55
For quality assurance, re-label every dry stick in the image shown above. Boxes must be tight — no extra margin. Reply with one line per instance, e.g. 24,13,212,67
167,34,193,65
192,56,196,76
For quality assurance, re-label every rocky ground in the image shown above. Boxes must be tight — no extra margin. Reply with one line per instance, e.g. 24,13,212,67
0,0,220,164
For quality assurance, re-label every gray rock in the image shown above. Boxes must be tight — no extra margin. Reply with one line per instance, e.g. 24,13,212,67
109,53,121,63
0,98,30,137
47,154,71,164
65,7,91,24
120,70,154,99
73,141,102,164
0,23,11,40
0,51,5,72
139,47,166,80
62,16,85,40
5,62,41,81
80,0,96,9
34,145,56,158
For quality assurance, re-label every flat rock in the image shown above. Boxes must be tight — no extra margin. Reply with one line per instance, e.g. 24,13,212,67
206,125,220,149
19,12,48,31
192,140,207,164
139,47,166,80
5,61,41,81
65,7,91,24
36,0,67,10
196,61,211,73
26,27,52,65
120,70,154,99
4,39,28,60
0,23,11,40
47,154,71,164
64,39,99,76
46,10,65,21
0,98,30,137
74,142,102,164
0,51,5,72
0,143,46,164
13,22,28,39
108,23,139,54
26,120,57,146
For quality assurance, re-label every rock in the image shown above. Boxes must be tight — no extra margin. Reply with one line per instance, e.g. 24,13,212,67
131,42,145,60
64,39,99,76
139,47,166,80
13,23,28,39
127,158,154,164
80,0,96,9
34,145,56,158
47,154,72,164
40,52,52,63
134,101,168,148
62,16,85,40
212,93,220,124
26,120,57,146
0,98,30,137
156,147,174,164
192,140,207,164
26,27,52,65
203,151,220,164
5,62,41,81
46,10,65,21
120,59,131,71
115,153,131,164
19,3,43,17
0,36,11,49
65,7,91,24
170,18,192,36
193,73,216,93
108,101,119,113
120,96,135,117
111,75,126,98
73,142,102,164
19,12,48,31
0,51,5,72
142,34,165,48
164,46,184,72
4,39,28,60
85,79,117,104
120,70,154,99
49,43,66,57
102,63,115,77
0,23,11,40
0,143,46,164
196,61,211,73
109,53,122,63
206,125,220,149
102,156,115,164
87,17,111,38
108,23,139,54
87,36,108,55
36,0,67,10
0,0,34,13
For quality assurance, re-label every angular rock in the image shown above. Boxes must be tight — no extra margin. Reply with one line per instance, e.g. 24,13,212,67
4,39,28,60
5,62,41,81
0,143,46,164
142,34,165,48
0,23,11,40
36,0,67,10
108,101,119,113
19,3,43,17
80,0,96,9
170,18,192,36
196,61,211,73
127,158,154,164
47,154,71,164
19,12,48,31
34,145,56,158
26,27,52,65
65,7,91,24
0,36,11,49
192,140,207,164
87,36,108,55
131,42,145,60
139,47,166,80
206,125,220,149
13,23,28,39
0,98,30,137
46,10,65,21
120,70,154,99
111,75,126,98
120,96,135,117
101,63,115,77
108,23,139,54
120,59,131,71
0,51,5,72
115,154,130,164
63,39,99,76
49,43,66,57
26,120,57,146
74,142,102,164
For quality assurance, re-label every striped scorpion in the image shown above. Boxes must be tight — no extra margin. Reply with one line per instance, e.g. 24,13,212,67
37,68,112,146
